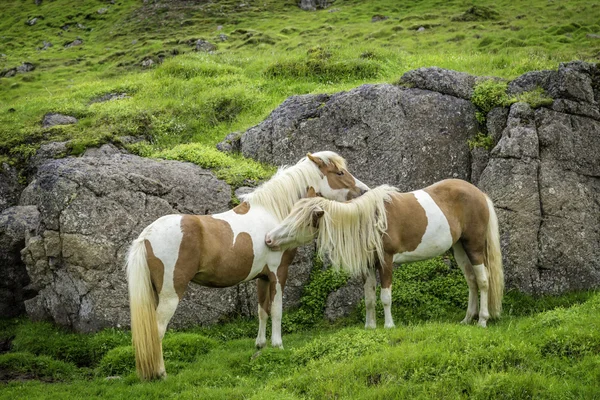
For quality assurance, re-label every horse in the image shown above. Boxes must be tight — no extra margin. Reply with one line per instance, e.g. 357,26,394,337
126,151,369,380
265,179,504,330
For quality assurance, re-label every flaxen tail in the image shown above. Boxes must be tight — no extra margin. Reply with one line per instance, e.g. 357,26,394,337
484,195,504,319
127,238,162,380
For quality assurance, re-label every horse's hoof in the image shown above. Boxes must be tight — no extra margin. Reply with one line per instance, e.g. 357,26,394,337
384,323,396,329
255,340,266,349
365,323,377,330
271,341,284,349
477,320,487,328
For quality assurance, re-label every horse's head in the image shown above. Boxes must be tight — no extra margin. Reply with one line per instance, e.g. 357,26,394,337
265,194,325,251
306,151,369,201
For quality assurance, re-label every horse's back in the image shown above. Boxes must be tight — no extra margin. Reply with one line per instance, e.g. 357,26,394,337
424,179,489,246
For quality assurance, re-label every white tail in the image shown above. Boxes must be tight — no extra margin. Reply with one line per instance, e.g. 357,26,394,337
484,196,504,319
126,238,162,380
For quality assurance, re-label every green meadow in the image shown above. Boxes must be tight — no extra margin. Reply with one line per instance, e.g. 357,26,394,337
1,0,600,398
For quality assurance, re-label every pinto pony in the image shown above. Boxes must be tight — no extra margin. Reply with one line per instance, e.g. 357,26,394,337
127,151,368,380
265,179,504,329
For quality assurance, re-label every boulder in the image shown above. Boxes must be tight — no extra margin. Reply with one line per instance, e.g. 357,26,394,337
19,145,314,331
240,84,478,190
400,67,480,100
42,113,78,128
194,39,216,52
0,206,39,317
298,0,330,11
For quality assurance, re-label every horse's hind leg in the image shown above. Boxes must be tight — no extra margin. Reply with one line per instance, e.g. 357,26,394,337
379,254,395,329
458,240,490,327
453,242,479,325
255,277,270,349
363,268,377,329
155,291,179,377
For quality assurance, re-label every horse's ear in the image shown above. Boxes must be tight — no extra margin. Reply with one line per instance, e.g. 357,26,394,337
311,208,325,228
307,187,317,198
307,153,325,168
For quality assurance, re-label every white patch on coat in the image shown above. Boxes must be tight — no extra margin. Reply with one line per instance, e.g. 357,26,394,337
213,205,284,281
393,190,453,263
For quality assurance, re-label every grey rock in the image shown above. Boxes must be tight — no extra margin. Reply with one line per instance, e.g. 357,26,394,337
587,33,600,39
491,102,538,159
42,113,78,128
299,0,329,11
17,63,35,73
400,67,480,100
82,143,125,158
141,58,154,68
195,39,216,52
507,70,553,96
234,186,255,200
77,23,87,30
89,92,129,104
486,106,509,143
417,26,426,32
551,98,600,121
216,132,242,153
324,277,363,321
97,7,108,14
0,206,40,317
240,84,478,189
26,17,39,26
65,39,83,48
371,15,388,22
470,146,489,185
217,34,228,42
1,163,24,212
41,41,53,50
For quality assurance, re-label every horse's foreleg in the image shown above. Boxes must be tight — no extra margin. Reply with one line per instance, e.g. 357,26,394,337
269,268,287,348
379,255,395,329
453,242,479,324
255,277,270,349
363,268,377,329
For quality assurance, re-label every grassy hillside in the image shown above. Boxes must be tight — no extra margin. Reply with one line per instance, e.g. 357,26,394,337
1,0,599,182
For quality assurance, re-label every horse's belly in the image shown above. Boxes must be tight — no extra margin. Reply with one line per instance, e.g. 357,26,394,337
393,190,453,263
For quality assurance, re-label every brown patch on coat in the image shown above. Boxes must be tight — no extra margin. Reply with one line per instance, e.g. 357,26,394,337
424,179,489,265
233,201,250,215
145,240,164,294
172,215,255,299
383,192,428,254
256,249,296,314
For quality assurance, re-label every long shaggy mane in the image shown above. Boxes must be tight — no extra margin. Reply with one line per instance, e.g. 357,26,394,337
289,185,397,277
242,151,347,222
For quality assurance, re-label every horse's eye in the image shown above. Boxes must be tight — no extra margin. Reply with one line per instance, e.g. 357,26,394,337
336,171,344,176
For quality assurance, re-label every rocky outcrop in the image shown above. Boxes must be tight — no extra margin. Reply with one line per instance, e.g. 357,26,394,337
42,113,78,128
0,206,39,317
236,62,600,299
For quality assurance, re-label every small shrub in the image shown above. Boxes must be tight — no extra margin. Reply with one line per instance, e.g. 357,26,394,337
471,79,513,113
96,345,135,376
452,6,499,22
0,352,79,381
162,333,216,362
291,329,386,366
514,87,553,108
468,132,494,151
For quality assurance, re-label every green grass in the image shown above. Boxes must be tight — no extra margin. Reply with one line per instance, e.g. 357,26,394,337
1,0,599,184
0,291,598,399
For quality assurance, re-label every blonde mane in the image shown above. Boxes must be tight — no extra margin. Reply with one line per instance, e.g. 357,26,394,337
242,151,347,222
288,185,397,277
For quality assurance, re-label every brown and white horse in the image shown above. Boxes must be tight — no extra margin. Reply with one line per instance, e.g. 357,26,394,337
265,179,504,330
127,151,369,380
